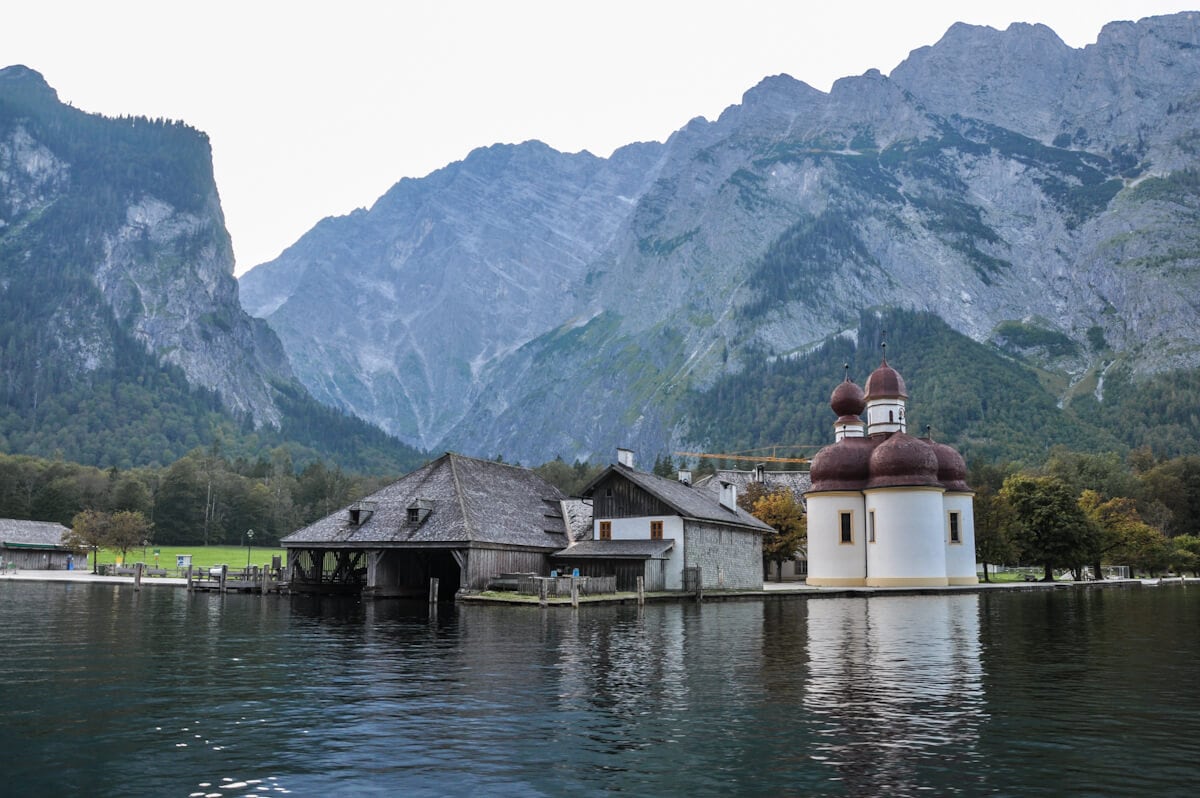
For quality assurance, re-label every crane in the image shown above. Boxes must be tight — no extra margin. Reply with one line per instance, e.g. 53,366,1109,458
673,445,819,465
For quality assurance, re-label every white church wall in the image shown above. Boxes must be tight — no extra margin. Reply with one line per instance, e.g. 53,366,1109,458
863,487,948,587
805,492,866,586
944,493,979,585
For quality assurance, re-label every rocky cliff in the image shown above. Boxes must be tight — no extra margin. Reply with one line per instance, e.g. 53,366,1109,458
1,65,292,428
240,13,1200,463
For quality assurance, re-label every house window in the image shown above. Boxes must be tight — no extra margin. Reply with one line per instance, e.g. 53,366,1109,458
868,510,876,543
407,508,419,524
949,512,961,544
599,521,612,540
839,512,853,544
650,520,664,539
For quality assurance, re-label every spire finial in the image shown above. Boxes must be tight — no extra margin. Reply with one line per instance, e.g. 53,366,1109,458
843,362,850,381
925,424,932,440
880,329,888,359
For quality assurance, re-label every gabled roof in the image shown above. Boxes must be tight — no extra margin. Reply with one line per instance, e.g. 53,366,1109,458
283,453,569,549
0,519,71,548
582,464,772,533
694,469,811,505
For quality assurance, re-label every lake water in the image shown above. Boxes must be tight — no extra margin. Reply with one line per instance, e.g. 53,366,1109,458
1,582,1197,797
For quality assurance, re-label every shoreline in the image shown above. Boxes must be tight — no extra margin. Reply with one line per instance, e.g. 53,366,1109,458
4,568,1193,603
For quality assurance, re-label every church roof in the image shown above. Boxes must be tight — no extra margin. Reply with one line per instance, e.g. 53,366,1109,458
864,359,907,399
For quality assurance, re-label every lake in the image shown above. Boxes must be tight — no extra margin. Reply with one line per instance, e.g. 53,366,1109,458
1,582,1197,796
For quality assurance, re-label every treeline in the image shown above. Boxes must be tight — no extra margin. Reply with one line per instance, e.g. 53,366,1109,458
971,447,1200,578
0,446,400,547
687,308,1199,465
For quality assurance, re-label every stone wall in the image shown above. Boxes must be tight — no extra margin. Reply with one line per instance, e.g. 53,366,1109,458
683,522,763,590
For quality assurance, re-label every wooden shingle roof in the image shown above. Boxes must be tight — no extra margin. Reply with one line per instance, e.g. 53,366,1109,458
582,464,773,533
0,519,71,549
282,453,569,550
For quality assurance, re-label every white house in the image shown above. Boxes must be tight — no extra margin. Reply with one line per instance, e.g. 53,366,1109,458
553,449,772,591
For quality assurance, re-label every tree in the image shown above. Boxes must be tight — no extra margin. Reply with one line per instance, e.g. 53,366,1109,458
739,482,805,581
67,509,109,574
107,510,154,565
1171,535,1200,577
1079,490,1166,578
1001,474,1097,581
973,484,1017,582
750,488,807,582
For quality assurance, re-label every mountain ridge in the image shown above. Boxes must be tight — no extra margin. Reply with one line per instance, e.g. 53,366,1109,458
227,13,1198,463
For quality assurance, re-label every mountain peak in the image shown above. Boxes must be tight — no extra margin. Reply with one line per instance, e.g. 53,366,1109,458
0,64,59,104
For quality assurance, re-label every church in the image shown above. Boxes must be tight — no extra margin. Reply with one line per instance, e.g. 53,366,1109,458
804,354,977,587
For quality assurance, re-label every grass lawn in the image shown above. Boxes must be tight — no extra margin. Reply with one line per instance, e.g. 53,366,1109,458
91,544,286,572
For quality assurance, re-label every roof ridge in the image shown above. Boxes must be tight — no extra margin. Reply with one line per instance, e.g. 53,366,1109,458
447,453,475,540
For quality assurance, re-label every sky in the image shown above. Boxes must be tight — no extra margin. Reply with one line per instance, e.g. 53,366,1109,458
3,1,1197,275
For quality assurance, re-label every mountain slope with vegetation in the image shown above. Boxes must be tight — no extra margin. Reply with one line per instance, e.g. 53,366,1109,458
240,14,1200,466
0,65,426,473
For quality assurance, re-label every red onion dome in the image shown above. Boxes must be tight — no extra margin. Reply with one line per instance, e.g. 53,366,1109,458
830,378,866,418
809,438,875,492
864,359,908,400
928,440,970,492
865,432,939,489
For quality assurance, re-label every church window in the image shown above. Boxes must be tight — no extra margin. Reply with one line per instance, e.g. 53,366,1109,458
839,512,853,544
949,512,961,544
599,521,611,540
868,510,876,543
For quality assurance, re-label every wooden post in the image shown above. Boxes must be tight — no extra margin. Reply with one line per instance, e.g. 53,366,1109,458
219,564,228,594
429,577,439,604
570,577,579,608
134,562,144,591
696,565,703,603
539,577,548,607
637,575,645,605
186,564,193,592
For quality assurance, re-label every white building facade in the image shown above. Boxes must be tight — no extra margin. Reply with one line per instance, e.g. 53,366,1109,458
805,360,978,588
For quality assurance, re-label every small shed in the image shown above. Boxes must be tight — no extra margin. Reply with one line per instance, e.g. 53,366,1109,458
0,519,74,570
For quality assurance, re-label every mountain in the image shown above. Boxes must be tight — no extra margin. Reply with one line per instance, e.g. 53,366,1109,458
241,13,1200,465
0,65,425,471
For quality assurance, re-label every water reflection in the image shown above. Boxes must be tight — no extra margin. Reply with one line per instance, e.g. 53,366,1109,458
4,582,1199,796
804,594,986,794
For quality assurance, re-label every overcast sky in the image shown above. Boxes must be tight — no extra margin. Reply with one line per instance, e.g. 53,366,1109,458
4,1,1196,274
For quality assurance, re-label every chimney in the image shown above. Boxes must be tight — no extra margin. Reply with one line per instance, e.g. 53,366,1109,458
677,469,692,486
617,448,635,469
719,481,738,512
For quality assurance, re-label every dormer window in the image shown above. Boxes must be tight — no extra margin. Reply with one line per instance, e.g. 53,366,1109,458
348,501,376,525
406,498,434,525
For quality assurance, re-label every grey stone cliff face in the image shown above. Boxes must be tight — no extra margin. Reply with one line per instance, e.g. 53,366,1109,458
240,13,1200,463
0,66,294,427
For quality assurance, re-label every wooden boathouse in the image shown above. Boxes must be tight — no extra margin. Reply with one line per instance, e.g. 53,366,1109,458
281,453,569,600
0,519,74,570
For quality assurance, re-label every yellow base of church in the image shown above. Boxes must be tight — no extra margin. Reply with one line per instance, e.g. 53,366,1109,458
948,576,980,586
865,576,950,588
806,575,962,588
